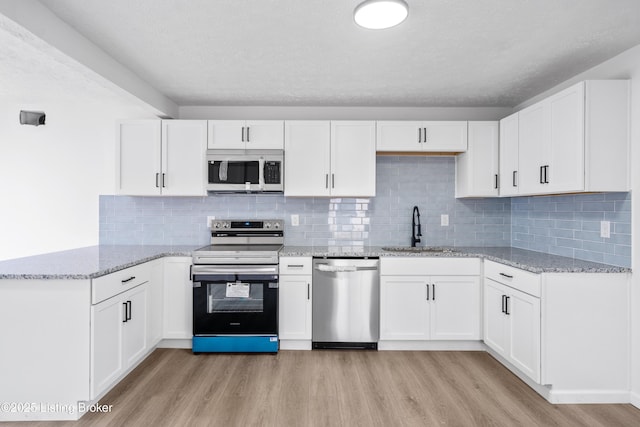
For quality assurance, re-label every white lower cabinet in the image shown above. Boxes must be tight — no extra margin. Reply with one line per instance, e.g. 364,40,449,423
91,282,149,399
162,257,193,339
380,275,480,341
379,258,481,343
279,275,312,340
484,277,540,383
278,257,312,349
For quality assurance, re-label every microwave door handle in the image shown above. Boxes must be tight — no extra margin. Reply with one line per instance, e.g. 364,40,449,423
259,158,265,190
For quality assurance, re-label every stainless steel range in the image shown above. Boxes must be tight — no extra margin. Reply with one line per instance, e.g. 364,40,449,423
191,219,283,353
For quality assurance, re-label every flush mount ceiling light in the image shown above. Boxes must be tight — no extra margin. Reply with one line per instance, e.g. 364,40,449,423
354,0,409,30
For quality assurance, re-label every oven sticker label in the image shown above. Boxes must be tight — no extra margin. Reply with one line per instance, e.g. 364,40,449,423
226,282,250,298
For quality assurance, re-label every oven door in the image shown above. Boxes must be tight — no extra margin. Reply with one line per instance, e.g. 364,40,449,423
192,265,278,335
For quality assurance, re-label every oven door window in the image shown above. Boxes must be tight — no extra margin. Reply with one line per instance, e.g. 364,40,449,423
209,161,259,184
208,282,263,313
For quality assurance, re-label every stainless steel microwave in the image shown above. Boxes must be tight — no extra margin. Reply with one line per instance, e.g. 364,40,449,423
206,150,284,193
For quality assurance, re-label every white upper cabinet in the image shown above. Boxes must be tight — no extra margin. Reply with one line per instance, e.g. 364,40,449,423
207,120,284,149
284,121,376,197
513,80,629,196
117,120,207,196
377,121,467,152
455,121,499,198
161,121,208,196
116,120,162,196
499,112,520,197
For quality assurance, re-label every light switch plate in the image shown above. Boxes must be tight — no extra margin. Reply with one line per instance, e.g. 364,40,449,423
291,214,299,227
600,220,610,238
441,214,449,227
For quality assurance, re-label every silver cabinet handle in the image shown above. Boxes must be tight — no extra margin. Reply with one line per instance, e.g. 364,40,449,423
247,126,250,142
513,171,518,187
287,264,304,268
418,128,422,143
241,126,245,142
325,174,329,189
423,128,427,143
331,174,335,189
426,283,430,300
155,173,160,188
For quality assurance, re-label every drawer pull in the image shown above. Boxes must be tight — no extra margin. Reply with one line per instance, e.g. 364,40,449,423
499,273,513,279
122,276,136,284
287,264,305,268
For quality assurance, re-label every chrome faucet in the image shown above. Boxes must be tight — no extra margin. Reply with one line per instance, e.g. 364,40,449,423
411,206,422,247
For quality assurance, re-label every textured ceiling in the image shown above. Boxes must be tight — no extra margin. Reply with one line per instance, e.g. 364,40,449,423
24,0,640,107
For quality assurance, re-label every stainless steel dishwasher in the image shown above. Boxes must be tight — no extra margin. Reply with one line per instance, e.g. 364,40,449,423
312,257,379,350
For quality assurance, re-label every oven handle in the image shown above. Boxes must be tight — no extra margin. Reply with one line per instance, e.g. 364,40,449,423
192,265,278,276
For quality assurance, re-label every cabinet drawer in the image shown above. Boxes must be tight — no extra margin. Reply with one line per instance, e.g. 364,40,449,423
279,257,312,275
381,257,480,276
484,260,540,297
92,262,152,304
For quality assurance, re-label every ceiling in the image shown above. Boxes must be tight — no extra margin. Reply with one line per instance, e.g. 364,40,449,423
17,0,640,107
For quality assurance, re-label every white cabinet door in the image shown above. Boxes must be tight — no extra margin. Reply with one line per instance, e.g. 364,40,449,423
278,275,312,340
91,294,124,399
380,276,430,340
116,120,162,195
455,121,499,198
508,288,541,383
163,257,193,339
547,83,585,193
161,120,207,196
245,120,284,149
330,121,376,197
122,284,148,368
376,121,423,151
499,112,520,196
430,276,480,340
423,121,468,152
483,279,509,356
207,120,245,149
284,121,331,196
518,102,550,195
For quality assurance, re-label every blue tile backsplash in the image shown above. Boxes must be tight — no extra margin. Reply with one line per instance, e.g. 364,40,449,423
511,192,631,267
99,156,631,267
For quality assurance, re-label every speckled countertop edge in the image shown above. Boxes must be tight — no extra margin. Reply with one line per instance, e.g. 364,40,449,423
278,246,631,274
0,244,630,280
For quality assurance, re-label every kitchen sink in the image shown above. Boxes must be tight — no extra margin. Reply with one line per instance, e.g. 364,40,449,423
381,246,457,253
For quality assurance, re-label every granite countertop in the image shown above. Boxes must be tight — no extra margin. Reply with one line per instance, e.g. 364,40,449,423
279,246,631,274
0,244,630,280
0,245,199,280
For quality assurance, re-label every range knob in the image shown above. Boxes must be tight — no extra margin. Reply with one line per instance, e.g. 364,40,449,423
213,222,221,229
223,222,230,228
265,223,271,229
274,222,281,229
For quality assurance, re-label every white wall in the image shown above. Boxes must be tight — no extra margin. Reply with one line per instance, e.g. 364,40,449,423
513,43,640,408
0,102,154,260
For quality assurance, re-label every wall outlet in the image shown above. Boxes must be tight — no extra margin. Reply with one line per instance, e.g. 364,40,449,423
291,214,299,227
600,220,610,238
441,214,449,227
207,216,215,227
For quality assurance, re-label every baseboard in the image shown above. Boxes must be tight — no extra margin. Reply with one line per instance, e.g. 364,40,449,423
630,390,640,408
279,340,312,350
548,390,630,404
378,340,484,351
157,338,192,349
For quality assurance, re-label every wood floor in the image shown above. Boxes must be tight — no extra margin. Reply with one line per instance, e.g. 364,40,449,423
16,349,640,427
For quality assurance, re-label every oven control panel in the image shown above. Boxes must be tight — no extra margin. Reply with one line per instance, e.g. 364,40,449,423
210,219,284,231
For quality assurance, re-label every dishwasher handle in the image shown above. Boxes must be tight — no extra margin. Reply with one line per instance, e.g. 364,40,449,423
314,264,378,273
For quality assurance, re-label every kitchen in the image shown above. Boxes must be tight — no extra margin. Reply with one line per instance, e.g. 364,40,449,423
1,0,640,425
